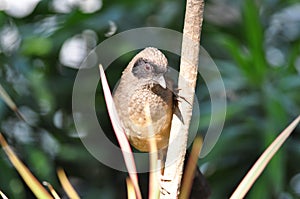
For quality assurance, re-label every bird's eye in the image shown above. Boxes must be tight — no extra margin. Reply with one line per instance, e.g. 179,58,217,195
145,65,151,71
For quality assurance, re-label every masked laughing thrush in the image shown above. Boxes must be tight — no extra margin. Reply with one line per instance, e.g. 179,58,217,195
113,47,176,152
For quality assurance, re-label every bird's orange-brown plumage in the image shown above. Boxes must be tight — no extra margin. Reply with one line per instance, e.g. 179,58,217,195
113,47,174,152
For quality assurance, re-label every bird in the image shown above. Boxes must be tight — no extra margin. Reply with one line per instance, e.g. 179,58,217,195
113,47,175,152
113,47,211,198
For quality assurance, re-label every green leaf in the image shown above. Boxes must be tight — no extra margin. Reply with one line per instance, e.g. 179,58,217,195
22,37,52,56
230,116,300,199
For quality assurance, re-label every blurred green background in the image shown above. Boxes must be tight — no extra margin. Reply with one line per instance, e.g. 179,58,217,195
0,0,300,198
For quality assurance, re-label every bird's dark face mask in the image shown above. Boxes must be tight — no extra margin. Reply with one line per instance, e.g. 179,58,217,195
132,58,167,89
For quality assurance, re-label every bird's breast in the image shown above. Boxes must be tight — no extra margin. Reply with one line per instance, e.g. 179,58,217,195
124,84,173,149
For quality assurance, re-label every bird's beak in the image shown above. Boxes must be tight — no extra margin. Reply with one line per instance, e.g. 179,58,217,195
153,75,166,89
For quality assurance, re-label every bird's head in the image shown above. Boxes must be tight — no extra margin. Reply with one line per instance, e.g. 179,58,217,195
130,47,168,89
